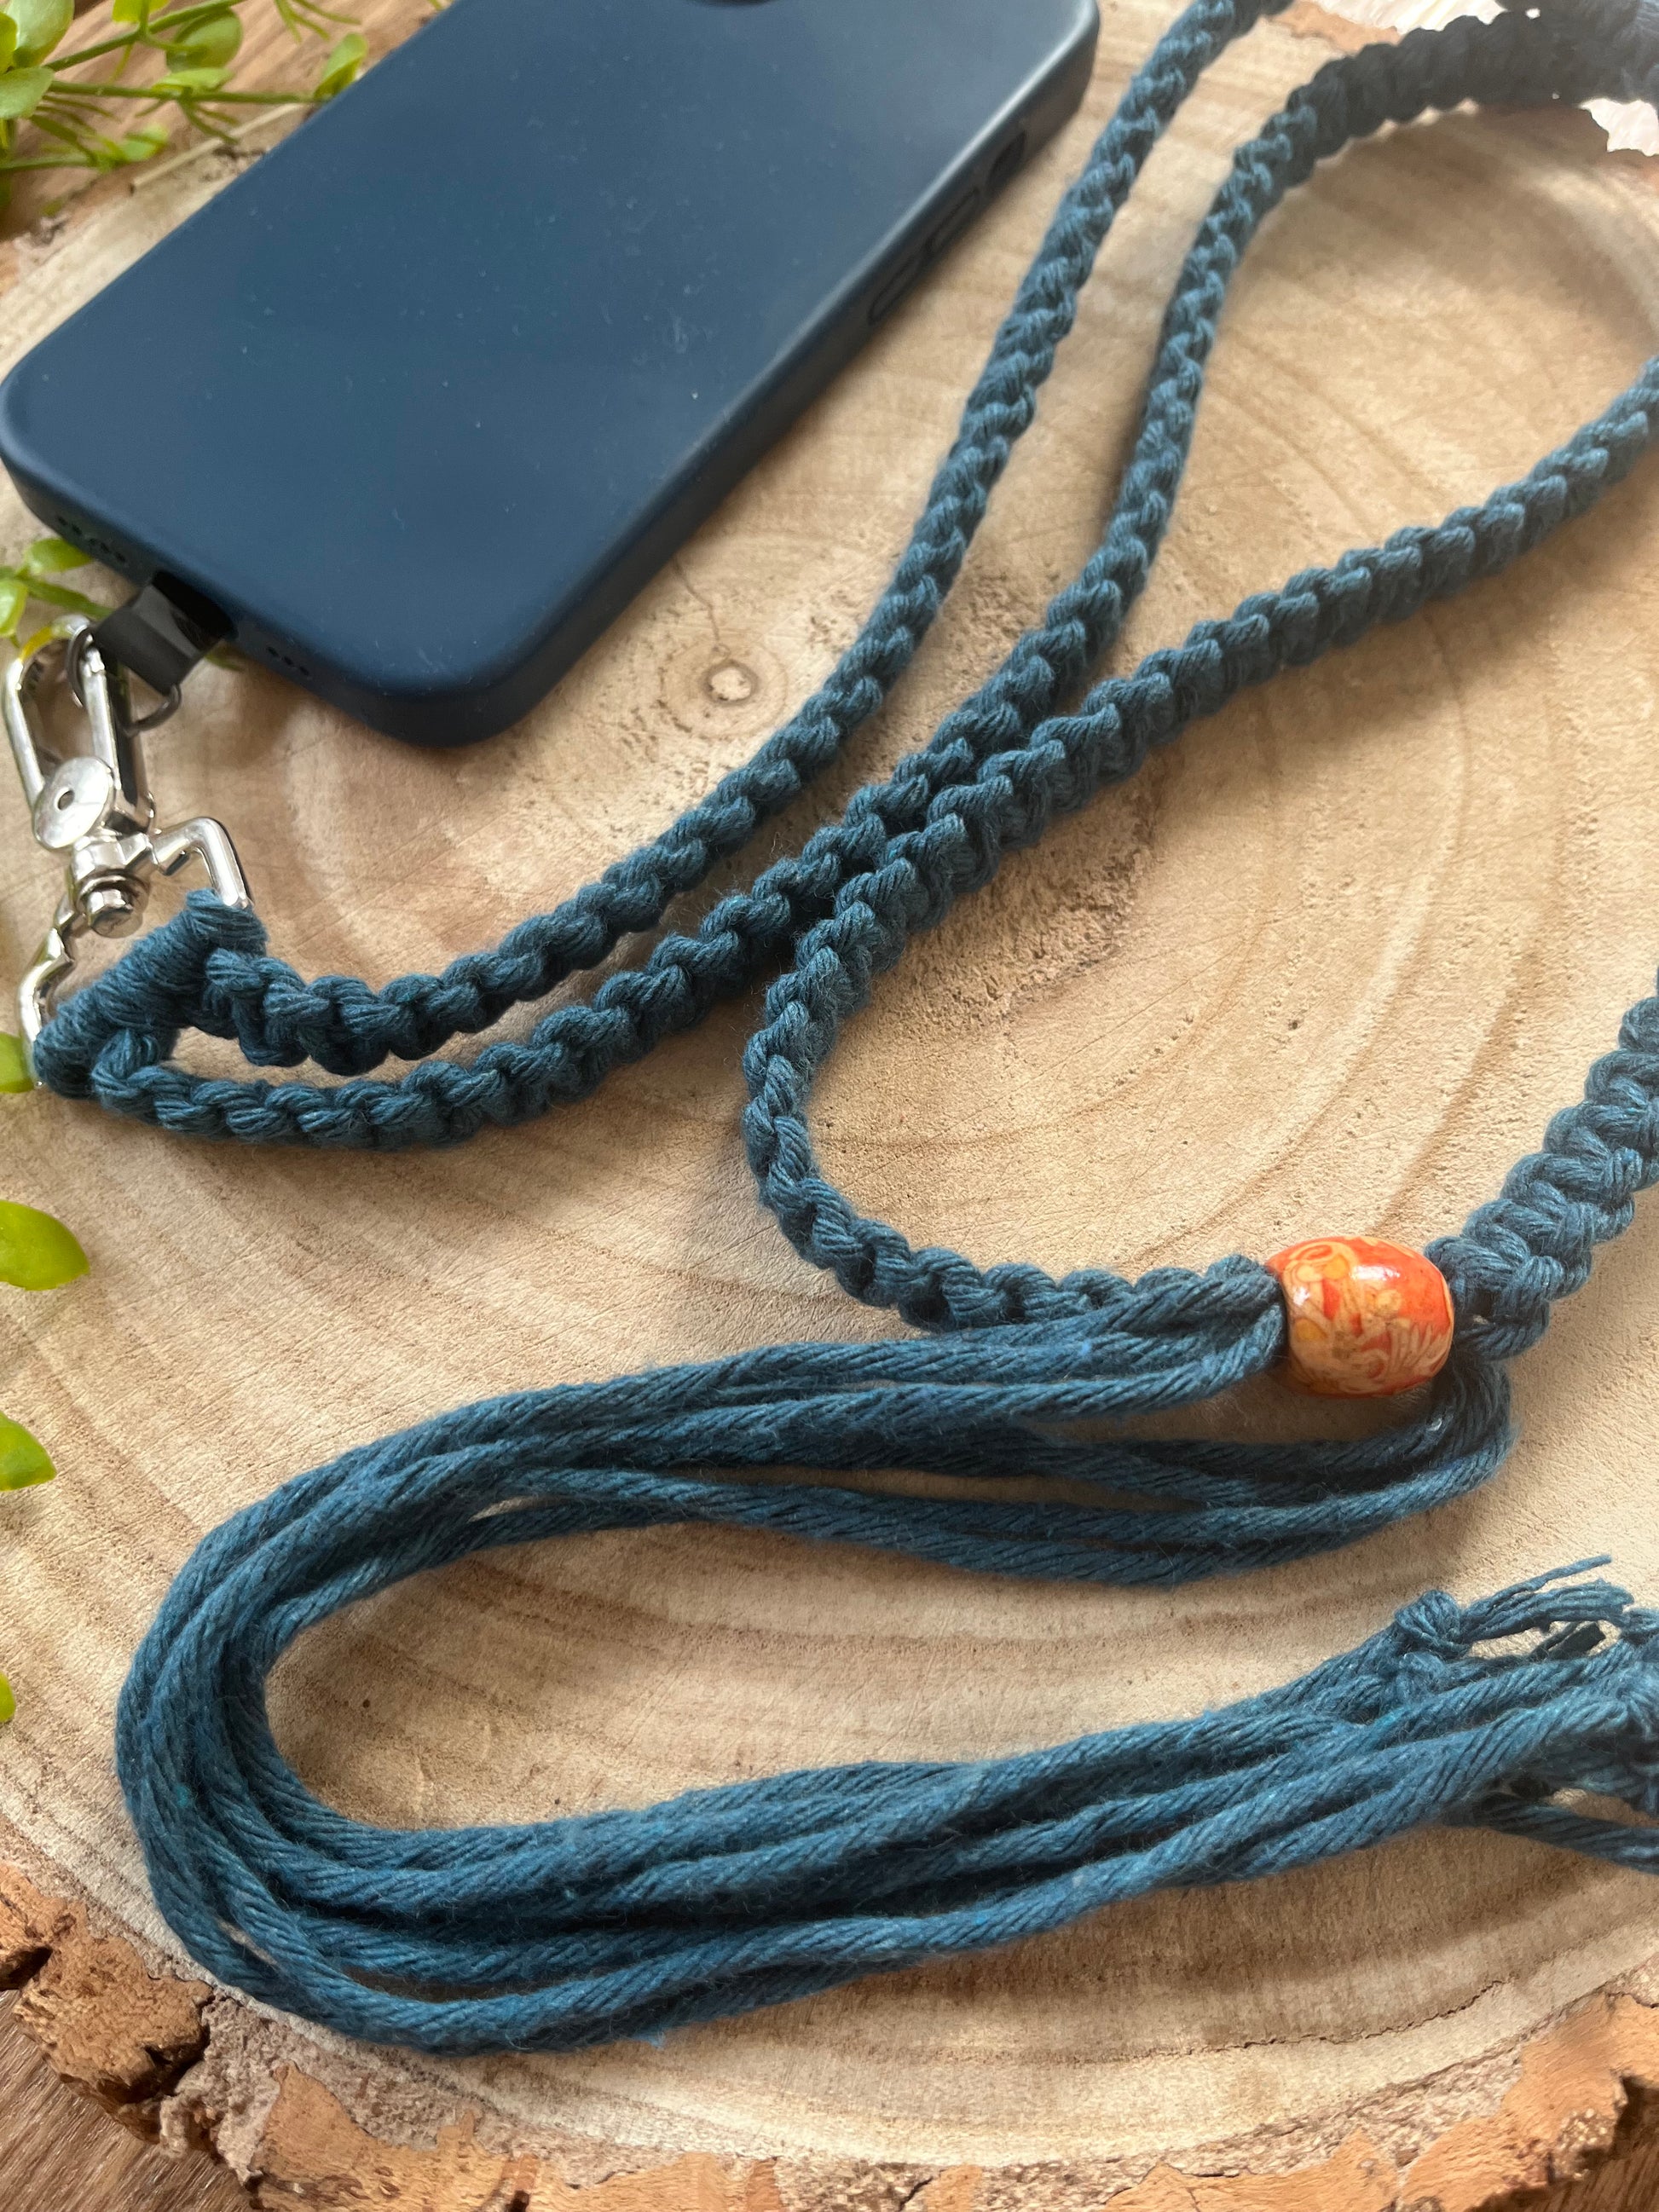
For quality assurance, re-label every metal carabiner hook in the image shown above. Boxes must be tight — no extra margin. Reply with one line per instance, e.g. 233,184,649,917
5,616,252,1061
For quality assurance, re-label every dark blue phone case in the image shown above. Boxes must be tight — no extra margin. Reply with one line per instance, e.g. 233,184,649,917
0,0,1096,745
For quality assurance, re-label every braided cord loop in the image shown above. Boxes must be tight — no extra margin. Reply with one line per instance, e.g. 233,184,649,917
36,0,1292,1129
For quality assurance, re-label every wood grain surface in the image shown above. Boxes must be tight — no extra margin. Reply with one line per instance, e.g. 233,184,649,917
9,0,1659,2203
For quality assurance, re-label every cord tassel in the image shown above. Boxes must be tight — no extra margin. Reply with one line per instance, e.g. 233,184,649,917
119,1509,1659,2053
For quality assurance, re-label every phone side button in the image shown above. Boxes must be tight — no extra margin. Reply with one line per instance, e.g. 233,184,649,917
928,189,980,257
869,252,924,325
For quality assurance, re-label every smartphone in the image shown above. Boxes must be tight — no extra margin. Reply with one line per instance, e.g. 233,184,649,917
0,0,1098,747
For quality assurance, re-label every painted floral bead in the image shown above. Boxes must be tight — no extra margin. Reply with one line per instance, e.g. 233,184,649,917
1266,1236,1454,1397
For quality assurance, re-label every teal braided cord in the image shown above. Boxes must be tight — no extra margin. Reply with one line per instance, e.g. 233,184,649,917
38,0,1293,1123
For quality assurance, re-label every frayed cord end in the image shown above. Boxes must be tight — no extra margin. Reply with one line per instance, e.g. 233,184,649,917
1387,1560,1654,1664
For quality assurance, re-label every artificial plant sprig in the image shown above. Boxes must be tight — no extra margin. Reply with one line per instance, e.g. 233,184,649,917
0,0,326,1729
0,1077,89,1724
0,0,366,198
0,533,114,637
0,1031,30,1090
0,540,99,1729
0,0,361,1723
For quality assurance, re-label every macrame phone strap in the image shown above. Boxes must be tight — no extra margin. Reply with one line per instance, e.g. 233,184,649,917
95,0,1659,2059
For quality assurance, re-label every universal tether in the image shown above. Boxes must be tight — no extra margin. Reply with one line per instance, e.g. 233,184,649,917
52,0,1659,2052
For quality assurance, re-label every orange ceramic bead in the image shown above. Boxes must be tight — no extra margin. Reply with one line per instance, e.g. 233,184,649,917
1266,1236,1454,1397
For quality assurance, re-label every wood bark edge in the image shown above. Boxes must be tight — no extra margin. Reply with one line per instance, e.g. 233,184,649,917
5,1862,1659,2211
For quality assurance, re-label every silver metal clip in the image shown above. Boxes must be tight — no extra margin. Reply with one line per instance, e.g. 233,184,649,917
5,615,251,1059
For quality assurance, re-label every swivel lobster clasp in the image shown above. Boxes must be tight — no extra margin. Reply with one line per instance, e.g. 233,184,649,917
4,615,251,1058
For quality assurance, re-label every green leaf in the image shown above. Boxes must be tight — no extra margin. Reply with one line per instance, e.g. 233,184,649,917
0,66,53,121
0,1413,53,1489
111,0,145,17
167,7,240,69
0,575,27,641
0,1674,14,1727
19,578,113,617
0,1033,32,1092
0,16,16,70
0,1200,88,1291
149,62,230,92
116,125,168,163
2,0,72,66
20,534,86,580
314,29,364,100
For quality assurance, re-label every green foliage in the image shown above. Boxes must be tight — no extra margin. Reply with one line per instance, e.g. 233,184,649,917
0,1413,53,1488
6,0,72,69
0,1086,81,1726
20,535,89,577
117,121,169,159
148,62,229,94
0,1198,89,1290
0,0,321,1744
0,1035,31,1093
0,533,118,638
170,7,241,67
313,26,361,98
0,1118,81,1724
0,64,49,117
0,0,366,187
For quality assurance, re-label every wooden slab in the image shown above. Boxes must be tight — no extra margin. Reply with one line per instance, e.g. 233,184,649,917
10,0,1659,2203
